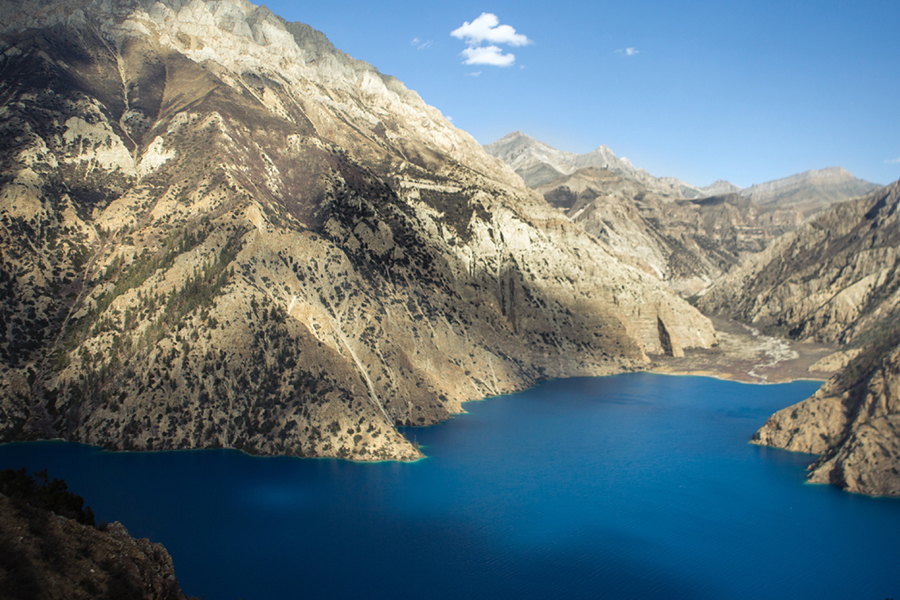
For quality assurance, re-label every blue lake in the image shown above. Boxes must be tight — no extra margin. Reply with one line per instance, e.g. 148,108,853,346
1,373,899,599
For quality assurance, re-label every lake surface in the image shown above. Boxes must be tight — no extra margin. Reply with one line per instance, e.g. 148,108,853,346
1,373,898,600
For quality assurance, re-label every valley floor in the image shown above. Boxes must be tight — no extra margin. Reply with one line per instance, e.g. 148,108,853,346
649,316,837,384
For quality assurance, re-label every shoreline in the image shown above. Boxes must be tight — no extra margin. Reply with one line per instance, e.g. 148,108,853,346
647,316,839,385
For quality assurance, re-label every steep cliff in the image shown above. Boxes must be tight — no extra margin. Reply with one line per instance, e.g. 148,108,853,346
0,0,716,460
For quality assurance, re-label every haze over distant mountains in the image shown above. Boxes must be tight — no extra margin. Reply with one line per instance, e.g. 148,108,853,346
483,131,706,198
484,131,879,211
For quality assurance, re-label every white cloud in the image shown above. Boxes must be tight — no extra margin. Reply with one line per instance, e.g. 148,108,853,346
411,37,433,50
616,47,640,56
451,13,530,68
461,45,516,67
886,157,900,164
451,13,532,47
465,71,482,77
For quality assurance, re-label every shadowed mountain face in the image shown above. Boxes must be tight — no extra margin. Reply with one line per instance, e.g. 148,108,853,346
0,0,716,459
0,468,192,600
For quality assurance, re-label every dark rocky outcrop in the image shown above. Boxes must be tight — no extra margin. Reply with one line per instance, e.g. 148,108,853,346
0,471,191,600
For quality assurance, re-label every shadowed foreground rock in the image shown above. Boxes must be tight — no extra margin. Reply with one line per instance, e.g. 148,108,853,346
0,493,192,600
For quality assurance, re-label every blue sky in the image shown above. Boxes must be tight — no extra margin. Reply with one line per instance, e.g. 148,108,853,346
263,0,899,188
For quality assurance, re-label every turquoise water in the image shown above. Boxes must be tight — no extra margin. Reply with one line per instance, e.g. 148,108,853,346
1,374,898,599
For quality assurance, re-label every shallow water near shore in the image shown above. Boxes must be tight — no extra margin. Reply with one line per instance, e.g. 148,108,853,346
2,373,898,599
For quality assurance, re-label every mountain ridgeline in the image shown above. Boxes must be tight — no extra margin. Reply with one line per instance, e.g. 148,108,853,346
484,132,879,298
0,0,716,461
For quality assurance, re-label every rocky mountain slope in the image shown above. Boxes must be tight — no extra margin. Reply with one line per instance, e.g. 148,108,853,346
0,0,716,460
699,180,900,496
739,167,879,215
536,167,803,296
698,181,900,346
0,470,191,600
483,131,702,197
752,331,900,496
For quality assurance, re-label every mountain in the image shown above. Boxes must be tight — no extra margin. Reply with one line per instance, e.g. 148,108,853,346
699,179,742,196
738,167,880,215
698,181,900,346
485,133,880,219
483,131,703,197
1,469,192,600
536,167,804,296
0,0,716,460
700,181,900,496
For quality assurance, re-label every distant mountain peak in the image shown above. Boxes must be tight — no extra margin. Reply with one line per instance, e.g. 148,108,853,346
484,132,702,197
700,180,742,196
739,167,880,213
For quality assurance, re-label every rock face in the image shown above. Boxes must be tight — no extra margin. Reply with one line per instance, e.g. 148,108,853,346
753,336,900,497
739,167,880,215
702,180,900,496
535,167,803,296
0,0,716,460
698,181,900,346
0,493,191,600
483,131,703,197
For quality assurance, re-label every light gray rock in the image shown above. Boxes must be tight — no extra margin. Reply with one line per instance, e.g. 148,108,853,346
738,167,879,215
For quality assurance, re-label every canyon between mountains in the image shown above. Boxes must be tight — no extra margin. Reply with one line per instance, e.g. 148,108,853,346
1,0,898,504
